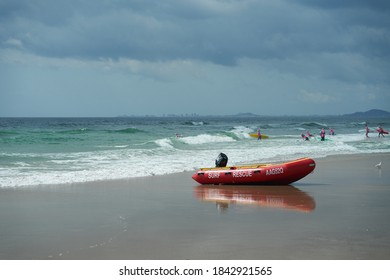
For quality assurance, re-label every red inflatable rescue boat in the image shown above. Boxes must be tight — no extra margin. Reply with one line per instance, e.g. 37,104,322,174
192,157,316,185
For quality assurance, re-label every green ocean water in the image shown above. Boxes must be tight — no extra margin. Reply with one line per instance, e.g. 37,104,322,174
1,116,389,187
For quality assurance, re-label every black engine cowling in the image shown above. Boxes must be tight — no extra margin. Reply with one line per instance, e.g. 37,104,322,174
215,153,228,167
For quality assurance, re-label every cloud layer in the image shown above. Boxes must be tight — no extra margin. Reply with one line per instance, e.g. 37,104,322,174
1,0,389,116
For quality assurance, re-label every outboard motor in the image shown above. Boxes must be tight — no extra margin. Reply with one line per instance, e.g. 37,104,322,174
215,153,228,167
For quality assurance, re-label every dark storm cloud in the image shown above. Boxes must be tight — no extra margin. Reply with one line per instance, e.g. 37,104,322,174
293,0,390,56
1,0,389,67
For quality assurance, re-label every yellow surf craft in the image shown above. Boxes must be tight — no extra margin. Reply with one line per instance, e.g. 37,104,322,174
249,133,269,139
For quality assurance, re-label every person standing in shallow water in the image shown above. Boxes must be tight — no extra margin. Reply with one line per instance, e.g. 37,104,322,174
377,126,386,137
365,123,370,137
320,128,326,141
257,128,262,140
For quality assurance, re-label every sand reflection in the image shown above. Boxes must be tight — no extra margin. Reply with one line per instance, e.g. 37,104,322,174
194,185,316,213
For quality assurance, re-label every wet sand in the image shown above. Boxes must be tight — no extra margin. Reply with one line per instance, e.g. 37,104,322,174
0,153,389,260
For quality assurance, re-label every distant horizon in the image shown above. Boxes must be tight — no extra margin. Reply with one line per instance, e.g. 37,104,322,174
1,108,390,119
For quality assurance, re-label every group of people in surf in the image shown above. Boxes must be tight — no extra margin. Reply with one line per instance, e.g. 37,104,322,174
301,128,334,141
300,123,388,141
365,123,387,138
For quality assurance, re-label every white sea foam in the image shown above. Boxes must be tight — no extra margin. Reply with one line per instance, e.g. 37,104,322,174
0,140,385,188
179,134,235,145
0,149,207,188
230,126,253,139
154,138,174,148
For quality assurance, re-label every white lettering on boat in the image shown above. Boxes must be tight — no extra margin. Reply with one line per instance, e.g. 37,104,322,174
232,170,253,178
207,172,220,179
266,167,284,176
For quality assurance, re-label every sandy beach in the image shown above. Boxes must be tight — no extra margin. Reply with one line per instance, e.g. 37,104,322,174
1,153,389,260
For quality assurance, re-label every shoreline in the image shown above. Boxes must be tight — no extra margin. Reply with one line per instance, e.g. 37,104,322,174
1,152,389,260
4,152,389,190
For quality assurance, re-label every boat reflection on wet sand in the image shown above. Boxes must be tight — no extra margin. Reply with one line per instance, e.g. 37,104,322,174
194,185,316,213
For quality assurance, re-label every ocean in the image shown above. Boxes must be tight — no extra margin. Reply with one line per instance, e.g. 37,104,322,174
1,116,389,188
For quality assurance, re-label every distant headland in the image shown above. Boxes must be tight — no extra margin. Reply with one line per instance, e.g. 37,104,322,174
342,109,390,118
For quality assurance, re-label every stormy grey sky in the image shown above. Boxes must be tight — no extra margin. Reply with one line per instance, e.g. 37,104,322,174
1,0,389,117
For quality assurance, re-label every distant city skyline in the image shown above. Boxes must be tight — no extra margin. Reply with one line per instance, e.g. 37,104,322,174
115,108,390,118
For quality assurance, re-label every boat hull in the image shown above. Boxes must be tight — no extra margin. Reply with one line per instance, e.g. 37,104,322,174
192,158,316,185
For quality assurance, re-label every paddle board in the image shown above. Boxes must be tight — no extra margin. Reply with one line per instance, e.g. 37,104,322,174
249,133,269,139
